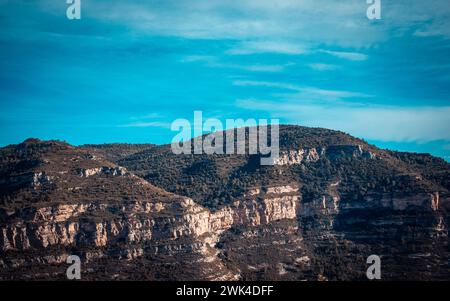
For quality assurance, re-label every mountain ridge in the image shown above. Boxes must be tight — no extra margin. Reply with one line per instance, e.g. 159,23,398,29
0,125,448,280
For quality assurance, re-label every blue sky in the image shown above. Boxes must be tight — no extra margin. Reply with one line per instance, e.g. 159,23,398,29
0,0,449,160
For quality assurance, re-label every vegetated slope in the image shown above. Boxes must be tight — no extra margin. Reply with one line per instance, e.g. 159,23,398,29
390,151,450,191
80,143,155,163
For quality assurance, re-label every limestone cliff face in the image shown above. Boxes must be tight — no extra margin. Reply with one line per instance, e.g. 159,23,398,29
273,148,322,165
273,145,376,165
78,166,128,178
0,185,300,272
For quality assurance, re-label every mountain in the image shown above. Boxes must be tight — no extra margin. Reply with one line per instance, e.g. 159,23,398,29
0,126,449,280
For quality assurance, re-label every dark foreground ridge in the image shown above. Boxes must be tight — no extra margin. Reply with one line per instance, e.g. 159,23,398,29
0,125,448,280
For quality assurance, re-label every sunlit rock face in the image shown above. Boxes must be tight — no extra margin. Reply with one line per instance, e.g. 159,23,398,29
272,145,376,166
0,126,449,280
0,185,299,251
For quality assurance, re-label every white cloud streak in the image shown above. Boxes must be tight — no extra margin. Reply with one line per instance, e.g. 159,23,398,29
236,99,450,142
233,80,372,100
182,56,286,72
307,63,339,71
227,41,308,55
320,50,368,61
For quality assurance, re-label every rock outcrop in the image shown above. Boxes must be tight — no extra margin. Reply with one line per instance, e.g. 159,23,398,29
273,145,376,166
78,166,128,178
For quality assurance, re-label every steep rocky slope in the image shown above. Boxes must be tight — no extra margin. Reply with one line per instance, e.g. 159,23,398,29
0,126,449,280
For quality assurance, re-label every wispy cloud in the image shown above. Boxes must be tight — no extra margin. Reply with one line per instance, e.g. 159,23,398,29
182,56,286,72
236,98,450,142
307,63,339,71
233,80,301,90
320,50,368,61
233,80,371,101
227,41,308,55
6,1,450,45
